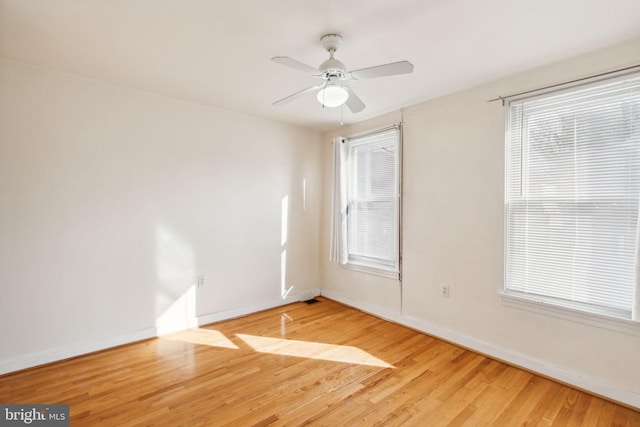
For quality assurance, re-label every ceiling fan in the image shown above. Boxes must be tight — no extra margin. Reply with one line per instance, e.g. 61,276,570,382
271,34,414,113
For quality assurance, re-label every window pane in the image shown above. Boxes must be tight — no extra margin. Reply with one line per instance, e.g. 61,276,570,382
508,199,637,313
348,201,395,262
351,142,398,200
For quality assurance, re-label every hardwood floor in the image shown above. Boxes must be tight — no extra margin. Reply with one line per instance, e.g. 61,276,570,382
1,297,638,426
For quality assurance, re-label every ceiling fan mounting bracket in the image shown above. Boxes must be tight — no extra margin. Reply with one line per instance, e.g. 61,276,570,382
320,34,343,53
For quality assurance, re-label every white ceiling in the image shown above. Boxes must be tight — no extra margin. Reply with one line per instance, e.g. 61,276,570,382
1,0,640,132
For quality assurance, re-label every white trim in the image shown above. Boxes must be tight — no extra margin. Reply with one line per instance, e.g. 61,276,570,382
344,126,401,273
0,288,321,376
320,289,640,409
196,290,320,326
0,327,157,376
501,292,640,337
342,261,400,280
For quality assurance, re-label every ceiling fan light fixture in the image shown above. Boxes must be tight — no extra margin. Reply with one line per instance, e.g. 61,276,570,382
316,85,349,108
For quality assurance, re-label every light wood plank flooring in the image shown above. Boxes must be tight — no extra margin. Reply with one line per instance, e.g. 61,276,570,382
1,297,638,426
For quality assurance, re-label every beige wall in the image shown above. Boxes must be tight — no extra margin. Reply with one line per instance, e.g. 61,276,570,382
0,60,323,373
321,38,640,407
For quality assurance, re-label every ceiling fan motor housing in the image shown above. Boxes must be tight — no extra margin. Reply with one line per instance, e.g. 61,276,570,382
319,58,347,79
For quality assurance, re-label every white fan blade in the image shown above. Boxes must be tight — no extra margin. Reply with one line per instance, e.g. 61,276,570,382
349,61,414,80
271,56,321,76
273,85,323,106
344,87,366,113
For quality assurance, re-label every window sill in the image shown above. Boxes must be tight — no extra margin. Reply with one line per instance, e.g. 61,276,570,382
342,261,400,280
500,292,640,337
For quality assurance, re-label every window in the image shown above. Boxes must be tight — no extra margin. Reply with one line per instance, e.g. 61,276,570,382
504,72,640,321
330,126,401,277
346,127,401,274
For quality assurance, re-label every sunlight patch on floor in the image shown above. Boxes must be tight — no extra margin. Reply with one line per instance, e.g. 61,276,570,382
236,334,394,368
163,328,239,349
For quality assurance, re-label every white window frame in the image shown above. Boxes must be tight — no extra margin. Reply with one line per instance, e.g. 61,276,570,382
343,125,402,279
502,71,640,335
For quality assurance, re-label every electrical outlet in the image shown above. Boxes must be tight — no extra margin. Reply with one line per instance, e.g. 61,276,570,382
197,275,205,288
441,284,450,298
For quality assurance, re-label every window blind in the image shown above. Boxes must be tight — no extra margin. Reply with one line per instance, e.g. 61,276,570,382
347,127,400,269
505,73,640,319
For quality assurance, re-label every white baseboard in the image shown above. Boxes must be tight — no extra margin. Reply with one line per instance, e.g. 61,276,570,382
0,288,321,376
0,327,158,376
320,289,640,410
196,289,320,326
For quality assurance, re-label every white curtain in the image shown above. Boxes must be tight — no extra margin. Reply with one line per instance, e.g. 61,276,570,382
634,127,640,322
329,137,348,264
634,220,640,321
